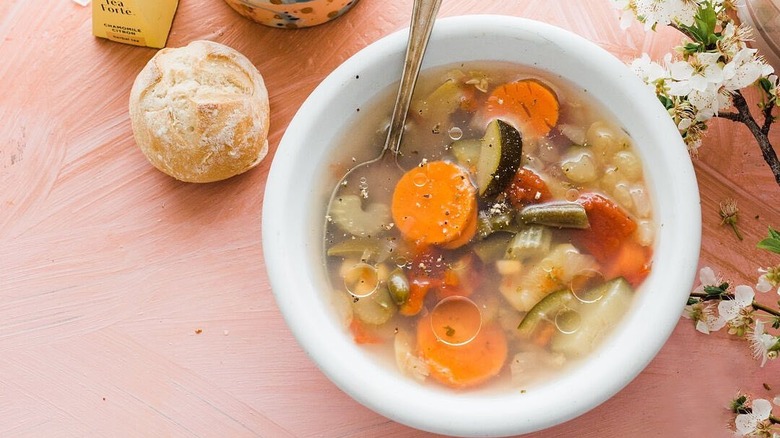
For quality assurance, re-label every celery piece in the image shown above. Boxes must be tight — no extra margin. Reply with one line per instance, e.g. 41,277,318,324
505,225,552,260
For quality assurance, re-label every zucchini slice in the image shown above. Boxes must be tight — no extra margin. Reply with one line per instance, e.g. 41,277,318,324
450,138,482,171
550,277,634,357
516,289,575,339
476,119,523,197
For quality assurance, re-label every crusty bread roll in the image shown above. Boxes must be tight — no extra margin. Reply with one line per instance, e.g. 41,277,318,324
129,40,270,183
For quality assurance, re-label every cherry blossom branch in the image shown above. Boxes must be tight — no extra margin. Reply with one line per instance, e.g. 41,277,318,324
719,91,780,186
689,292,780,317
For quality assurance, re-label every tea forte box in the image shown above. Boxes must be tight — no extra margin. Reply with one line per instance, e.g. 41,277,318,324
92,0,179,49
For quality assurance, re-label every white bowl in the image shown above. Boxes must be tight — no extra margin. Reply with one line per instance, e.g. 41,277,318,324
263,15,701,437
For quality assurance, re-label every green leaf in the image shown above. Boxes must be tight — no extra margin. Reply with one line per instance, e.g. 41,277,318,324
768,338,780,353
703,283,729,297
757,227,780,254
683,42,702,54
772,316,780,330
658,94,674,110
731,394,749,414
679,1,718,46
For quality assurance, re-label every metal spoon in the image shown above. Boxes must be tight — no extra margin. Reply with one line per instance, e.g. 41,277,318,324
326,0,442,227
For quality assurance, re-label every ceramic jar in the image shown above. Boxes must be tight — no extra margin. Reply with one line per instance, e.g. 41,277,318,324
223,0,359,28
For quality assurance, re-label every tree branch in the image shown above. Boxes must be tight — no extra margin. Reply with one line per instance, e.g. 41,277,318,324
729,91,780,186
761,99,776,137
717,111,742,122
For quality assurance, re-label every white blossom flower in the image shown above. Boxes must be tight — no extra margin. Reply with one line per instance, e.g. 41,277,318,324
612,0,636,30
683,300,724,333
735,398,773,436
677,117,693,131
667,52,724,96
716,285,756,335
634,0,699,29
766,74,779,102
748,320,779,366
686,267,728,333
756,272,776,294
757,267,780,294
718,285,755,320
693,266,720,293
688,83,730,120
723,47,773,91
719,22,754,59
631,53,668,83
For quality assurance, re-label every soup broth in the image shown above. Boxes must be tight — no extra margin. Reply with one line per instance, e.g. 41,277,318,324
323,61,655,391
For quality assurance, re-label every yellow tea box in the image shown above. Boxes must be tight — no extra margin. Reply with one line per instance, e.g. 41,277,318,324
92,0,179,49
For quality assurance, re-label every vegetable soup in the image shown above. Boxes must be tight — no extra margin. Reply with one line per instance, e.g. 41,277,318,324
323,62,655,391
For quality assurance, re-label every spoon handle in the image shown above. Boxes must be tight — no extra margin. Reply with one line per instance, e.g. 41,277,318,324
384,0,442,156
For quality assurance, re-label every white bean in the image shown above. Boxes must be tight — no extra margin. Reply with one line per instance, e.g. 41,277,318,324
613,150,643,181
586,121,618,157
586,120,629,161
601,165,621,190
561,151,597,183
612,182,634,211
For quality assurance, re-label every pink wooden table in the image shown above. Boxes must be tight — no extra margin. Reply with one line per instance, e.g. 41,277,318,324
2,0,780,436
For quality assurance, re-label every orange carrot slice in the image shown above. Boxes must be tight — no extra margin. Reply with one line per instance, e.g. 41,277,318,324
349,318,383,344
392,161,477,247
417,314,507,388
430,296,482,346
485,79,559,137
441,206,477,249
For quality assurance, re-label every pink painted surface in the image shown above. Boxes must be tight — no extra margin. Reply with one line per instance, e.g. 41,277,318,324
2,0,779,436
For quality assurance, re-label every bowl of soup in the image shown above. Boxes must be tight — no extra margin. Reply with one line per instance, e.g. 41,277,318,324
263,15,700,437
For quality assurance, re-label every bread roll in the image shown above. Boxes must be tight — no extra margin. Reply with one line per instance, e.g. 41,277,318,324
129,40,270,183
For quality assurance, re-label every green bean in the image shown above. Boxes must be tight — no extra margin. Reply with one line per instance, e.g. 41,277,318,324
518,201,590,229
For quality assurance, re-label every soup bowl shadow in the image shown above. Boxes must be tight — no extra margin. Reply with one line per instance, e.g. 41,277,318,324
262,15,700,437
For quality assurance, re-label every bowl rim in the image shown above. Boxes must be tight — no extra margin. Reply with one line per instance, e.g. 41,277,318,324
262,14,701,437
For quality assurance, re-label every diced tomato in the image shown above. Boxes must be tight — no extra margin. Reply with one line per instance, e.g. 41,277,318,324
573,193,637,264
399,250,480,314
604,240,653,287
505,167,552,208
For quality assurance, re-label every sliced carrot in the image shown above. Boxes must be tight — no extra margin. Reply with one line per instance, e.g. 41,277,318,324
604,240,653,287
505,167,552,208
573,193,637,263
349,318,383,344
430,297,482,346
485,79,559,137
399,280,430,316
441,206,477,249
417,314,507,388
392,161,477,247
